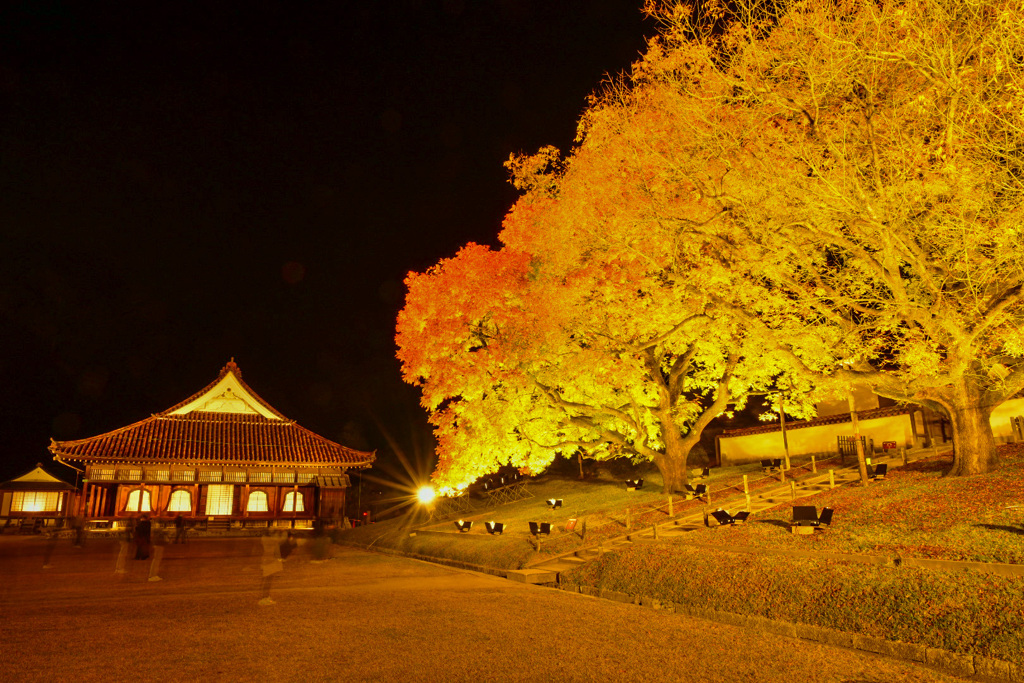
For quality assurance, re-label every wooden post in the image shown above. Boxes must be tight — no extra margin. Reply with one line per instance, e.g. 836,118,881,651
745,493,751,510
742,475,749,495
625,508,631,529
705,485,711,504
779,394,792,470
811,455,817,473
848,391,870,486
668,495,673,516
829,470,835,489
653,524,659,540
779,466,785,483
790,481,797,501
901,447,908,466
79,480,90,517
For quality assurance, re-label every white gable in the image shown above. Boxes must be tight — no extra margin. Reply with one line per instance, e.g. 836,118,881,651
14,466,66,484
167,372,283,420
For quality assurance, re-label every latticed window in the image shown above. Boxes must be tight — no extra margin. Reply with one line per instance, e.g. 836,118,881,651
205,484,233,516
224,471,246,483
249,471,271,483
171,470,195,482
283,491,304,512
297,472,315,484
117,469,142,481
91,469,115,481
12,491,62,512
246,490,269,512
273,472,295,483
167,490,191,512
125,489,152,512
198,471,223,482
147,470,170,481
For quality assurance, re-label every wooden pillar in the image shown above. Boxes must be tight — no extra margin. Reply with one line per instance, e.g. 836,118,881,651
192,483,199,517
80,481,90,517
292,484,298,518
243,484,250,518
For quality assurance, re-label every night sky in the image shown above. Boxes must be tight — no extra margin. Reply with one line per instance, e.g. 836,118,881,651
0,1,653,483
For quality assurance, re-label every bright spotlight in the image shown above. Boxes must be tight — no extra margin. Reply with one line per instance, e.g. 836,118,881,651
417,486,436,504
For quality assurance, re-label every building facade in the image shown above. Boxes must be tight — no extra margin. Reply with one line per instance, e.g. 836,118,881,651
49,361,374,530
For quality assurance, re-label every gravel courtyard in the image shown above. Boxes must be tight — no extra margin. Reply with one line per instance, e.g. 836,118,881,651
0,536,961,682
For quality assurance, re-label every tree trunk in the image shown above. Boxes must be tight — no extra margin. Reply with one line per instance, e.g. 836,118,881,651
944,393,998,476
653,409,693,494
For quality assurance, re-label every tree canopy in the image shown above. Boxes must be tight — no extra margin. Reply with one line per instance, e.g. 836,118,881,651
397,0,1024,487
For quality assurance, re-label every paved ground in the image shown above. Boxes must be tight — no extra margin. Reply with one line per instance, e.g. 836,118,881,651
0,536,962,683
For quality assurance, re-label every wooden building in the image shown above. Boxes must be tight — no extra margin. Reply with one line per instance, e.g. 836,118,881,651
48,361,374,530
1,464,78,533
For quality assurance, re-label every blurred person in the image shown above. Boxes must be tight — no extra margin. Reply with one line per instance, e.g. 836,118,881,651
134,513,152,560
148,522,165,581
174,514,186,544
258,528,284,606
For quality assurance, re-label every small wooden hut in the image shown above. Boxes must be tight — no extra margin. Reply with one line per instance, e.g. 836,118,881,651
0,464,78,533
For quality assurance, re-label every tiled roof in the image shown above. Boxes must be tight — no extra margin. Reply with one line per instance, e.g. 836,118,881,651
720,405,912,438
49,362,375,468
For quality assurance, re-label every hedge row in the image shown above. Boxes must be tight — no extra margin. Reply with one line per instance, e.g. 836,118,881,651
559,543,1024,665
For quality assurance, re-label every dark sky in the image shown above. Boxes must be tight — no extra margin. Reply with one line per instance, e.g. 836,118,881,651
0,1,652,482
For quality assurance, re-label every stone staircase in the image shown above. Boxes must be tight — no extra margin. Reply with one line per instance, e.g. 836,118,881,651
508,449,926,584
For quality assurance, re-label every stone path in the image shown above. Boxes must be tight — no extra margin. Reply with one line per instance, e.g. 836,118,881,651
0,540,962,682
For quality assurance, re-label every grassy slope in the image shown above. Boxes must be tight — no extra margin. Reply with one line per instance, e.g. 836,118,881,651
559,443,1024,665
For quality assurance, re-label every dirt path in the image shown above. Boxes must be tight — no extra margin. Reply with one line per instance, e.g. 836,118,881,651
0,537,961,682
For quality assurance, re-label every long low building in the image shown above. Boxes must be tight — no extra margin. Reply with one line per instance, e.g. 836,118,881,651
49,361,374,531
716,390,1024,466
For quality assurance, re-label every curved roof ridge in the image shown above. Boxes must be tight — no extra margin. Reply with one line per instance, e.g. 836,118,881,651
160,360,289,420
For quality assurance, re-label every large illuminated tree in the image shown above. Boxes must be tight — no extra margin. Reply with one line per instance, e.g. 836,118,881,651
396,206,813,493
581,0,1024,475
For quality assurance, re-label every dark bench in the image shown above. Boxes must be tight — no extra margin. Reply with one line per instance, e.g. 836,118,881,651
710,509,749,526
792,506,834,530
683,483,707,501
529,521,551,536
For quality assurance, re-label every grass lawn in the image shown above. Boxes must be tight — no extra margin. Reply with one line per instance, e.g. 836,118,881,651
689,443,1024,564
335,458,796,568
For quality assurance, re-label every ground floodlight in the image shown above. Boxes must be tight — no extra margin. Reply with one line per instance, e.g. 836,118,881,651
626,478,643,490
529,521,552,536
485,521,504,535
546,498,562,509
454,520,473,533
417,486,436,504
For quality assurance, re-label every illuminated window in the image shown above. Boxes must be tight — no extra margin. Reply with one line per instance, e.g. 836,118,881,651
249,471,271,483
171,470,195,482
91,469,115,481
117,469,142,481
147,470,170,481
283,491,304,512
125,489,152,512
297,472,315,484
273,472,295,483
12,491,61,512
246,490,269,512
199,471,223,482
224,471,246,483
205,484,234,516
167,490,191,512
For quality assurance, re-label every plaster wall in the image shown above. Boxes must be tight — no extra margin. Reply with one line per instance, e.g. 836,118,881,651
991,397,1024,441
720,414,915,466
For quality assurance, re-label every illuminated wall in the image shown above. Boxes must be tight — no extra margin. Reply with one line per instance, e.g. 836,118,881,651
991,397,1024,441
720,413,915,466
